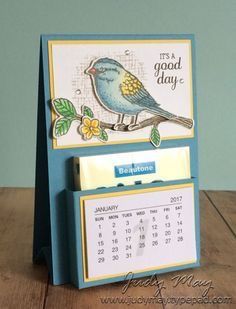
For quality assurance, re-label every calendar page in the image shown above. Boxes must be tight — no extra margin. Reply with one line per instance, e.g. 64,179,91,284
81,183,197,281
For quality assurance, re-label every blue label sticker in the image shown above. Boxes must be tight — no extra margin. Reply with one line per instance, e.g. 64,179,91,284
114,161,156,178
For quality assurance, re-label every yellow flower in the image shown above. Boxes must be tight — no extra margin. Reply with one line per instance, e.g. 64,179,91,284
80,117,100,140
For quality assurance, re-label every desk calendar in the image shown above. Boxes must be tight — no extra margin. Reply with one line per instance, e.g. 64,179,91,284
33,34,200,288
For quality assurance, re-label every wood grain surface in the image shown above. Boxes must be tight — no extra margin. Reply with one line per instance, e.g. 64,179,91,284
0,188,235,308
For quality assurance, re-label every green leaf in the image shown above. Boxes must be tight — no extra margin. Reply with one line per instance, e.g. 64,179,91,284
54,118,73,137
98,129,108,142
83,105,94,118
53,98,77,118
150,126,161,147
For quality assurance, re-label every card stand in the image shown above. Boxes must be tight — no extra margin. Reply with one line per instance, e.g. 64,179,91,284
66,177,200,289
33,34,199,288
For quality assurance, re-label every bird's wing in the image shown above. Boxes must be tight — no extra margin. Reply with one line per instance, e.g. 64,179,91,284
120,72,160,108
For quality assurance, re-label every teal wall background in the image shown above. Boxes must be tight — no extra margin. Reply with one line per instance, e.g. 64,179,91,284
0,0,235,189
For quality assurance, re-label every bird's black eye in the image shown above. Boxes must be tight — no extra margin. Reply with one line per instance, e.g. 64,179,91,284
99,67,106,72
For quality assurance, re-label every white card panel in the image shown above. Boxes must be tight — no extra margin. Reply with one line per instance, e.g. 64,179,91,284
50,40,193,148
82,184,197,280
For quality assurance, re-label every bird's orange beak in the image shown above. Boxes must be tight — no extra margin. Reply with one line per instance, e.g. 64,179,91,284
85,67,96,75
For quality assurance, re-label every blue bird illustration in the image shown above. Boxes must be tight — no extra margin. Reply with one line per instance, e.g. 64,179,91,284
85,58,193,131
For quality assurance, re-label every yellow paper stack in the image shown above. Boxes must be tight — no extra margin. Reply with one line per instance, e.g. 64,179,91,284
74,147,191,191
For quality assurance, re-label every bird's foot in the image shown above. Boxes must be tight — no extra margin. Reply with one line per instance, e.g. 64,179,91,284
128,123,141,131
113,123,126,131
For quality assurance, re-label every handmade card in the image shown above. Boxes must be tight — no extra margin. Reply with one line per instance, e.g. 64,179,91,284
49,38,194,148
33,34,199,288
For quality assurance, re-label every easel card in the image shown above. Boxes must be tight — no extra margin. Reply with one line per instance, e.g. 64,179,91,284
33,34,199,287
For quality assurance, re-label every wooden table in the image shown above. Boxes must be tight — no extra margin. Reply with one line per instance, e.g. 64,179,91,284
0,189,235,308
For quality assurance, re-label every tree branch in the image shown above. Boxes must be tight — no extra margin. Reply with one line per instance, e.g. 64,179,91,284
77,114,193,132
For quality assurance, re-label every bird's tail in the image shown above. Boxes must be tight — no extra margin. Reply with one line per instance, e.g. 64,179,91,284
148,106,194,129
171,116,194,129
